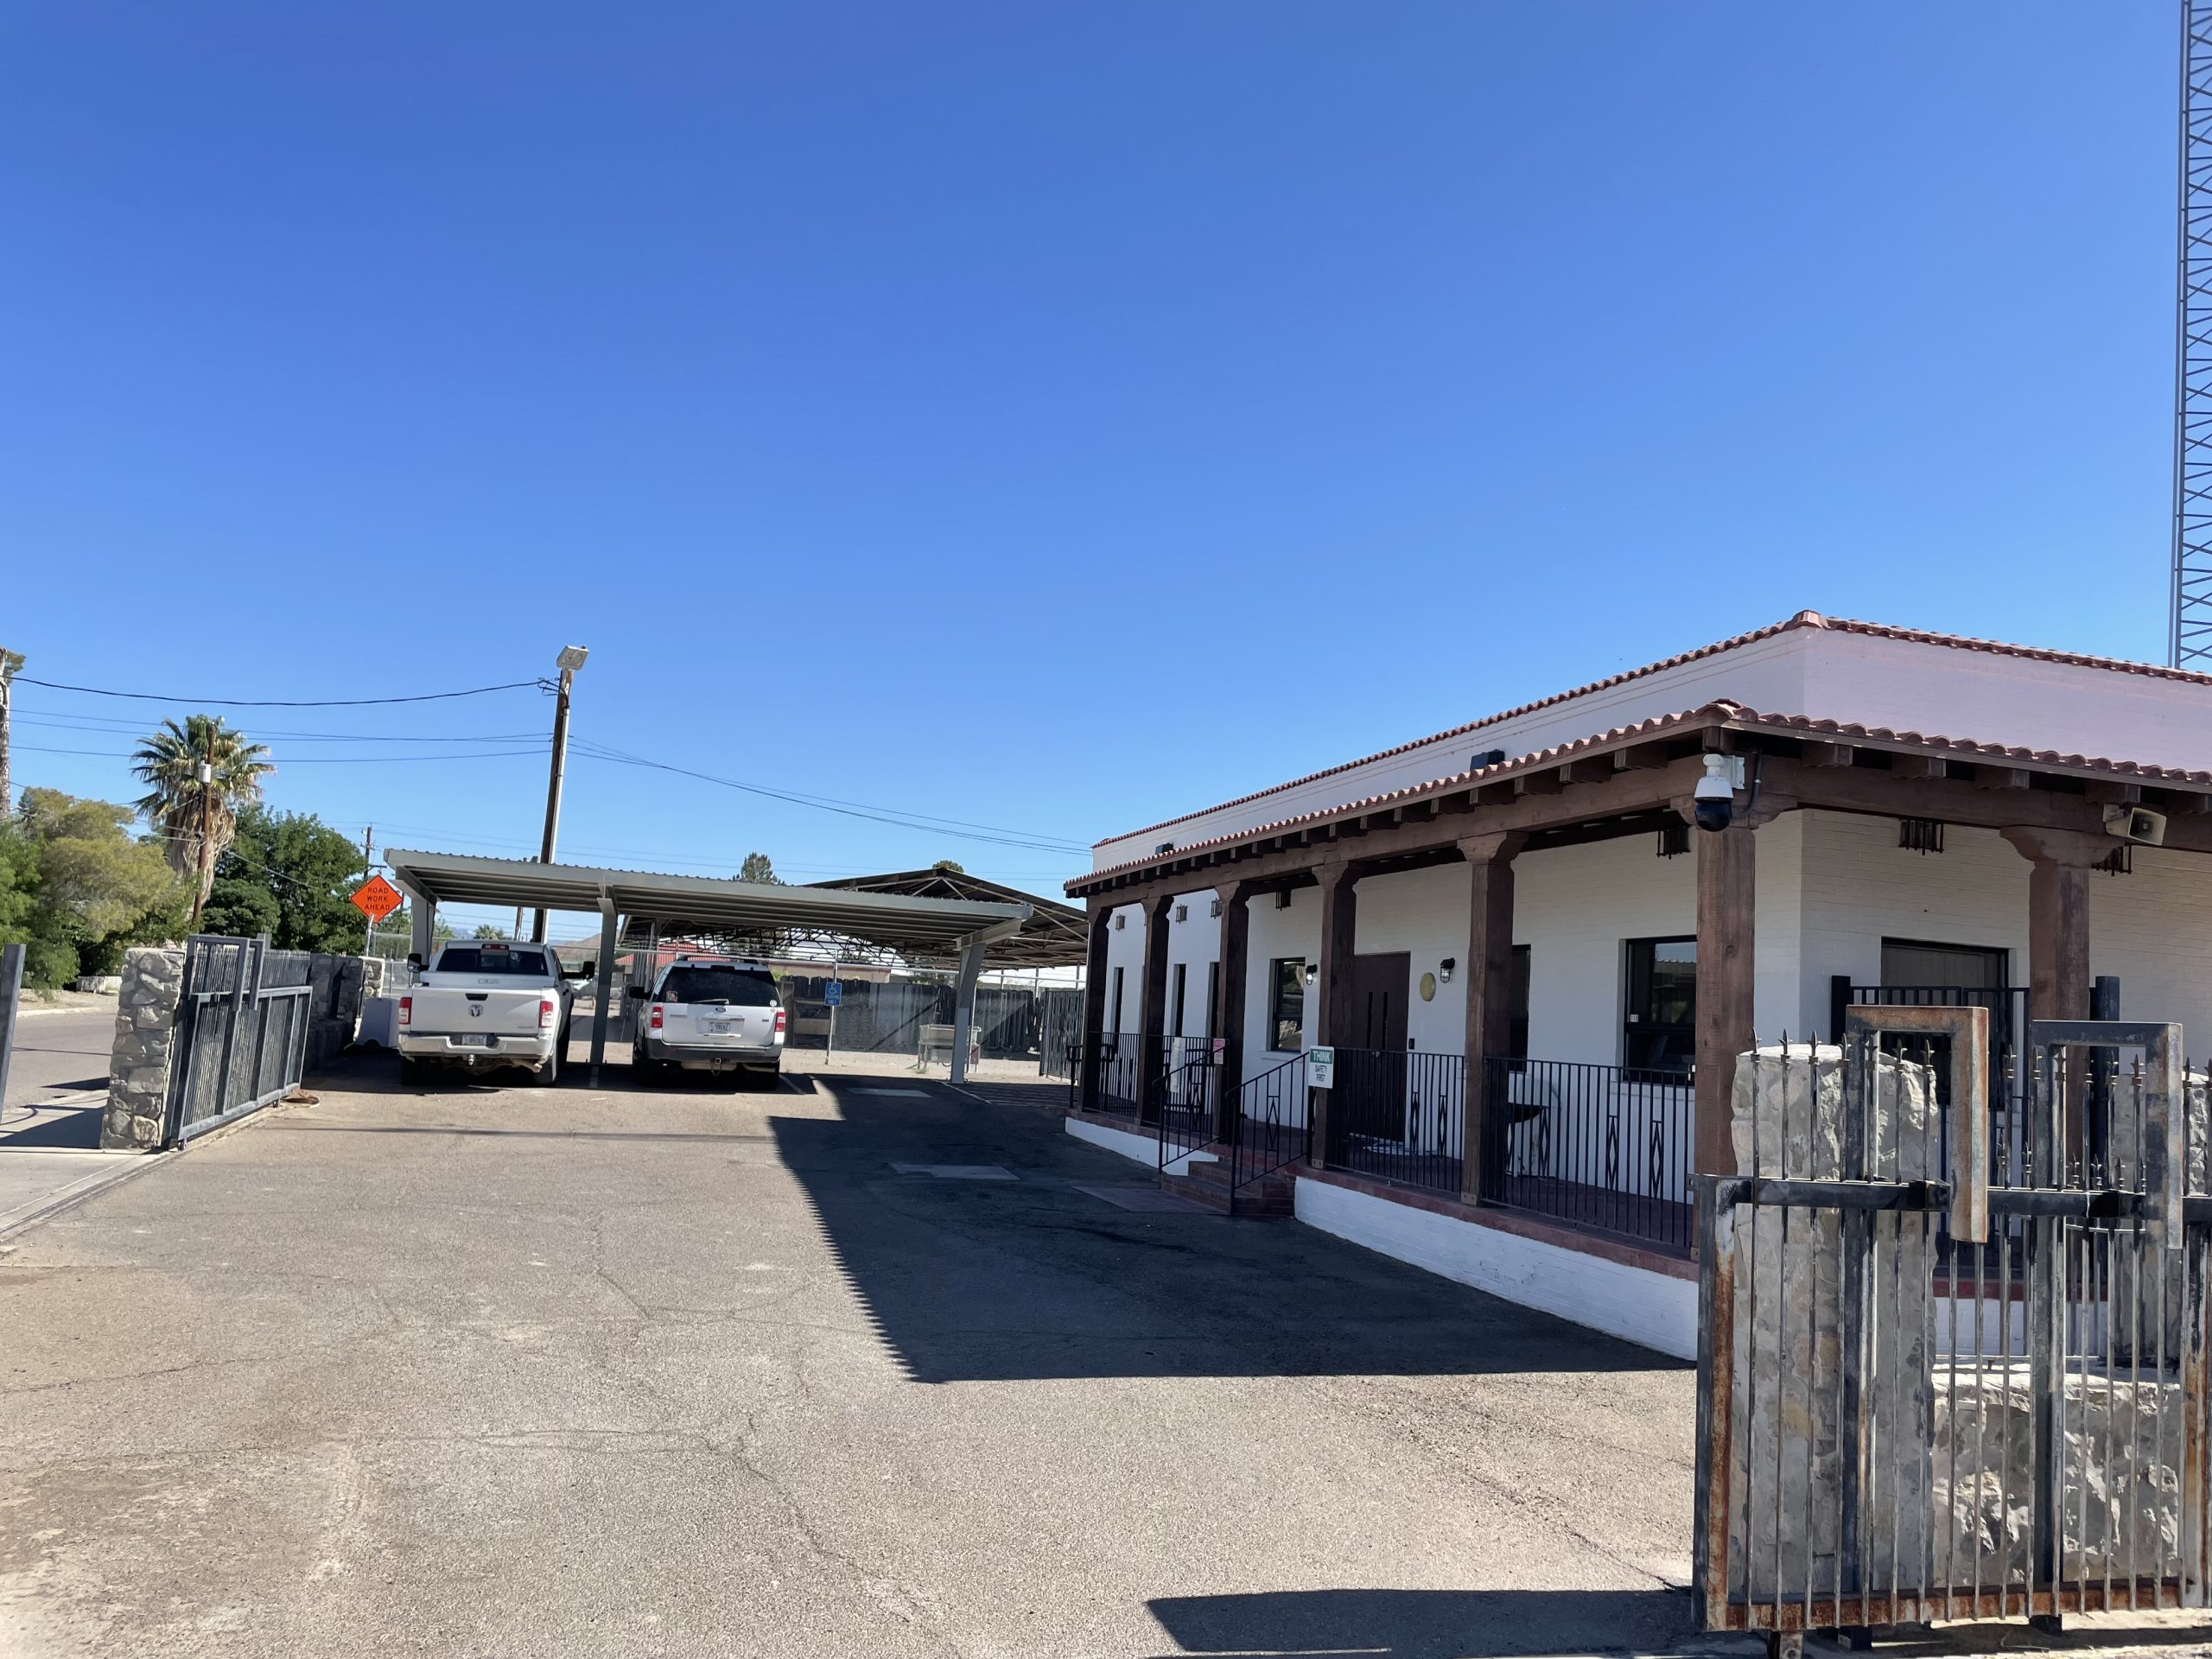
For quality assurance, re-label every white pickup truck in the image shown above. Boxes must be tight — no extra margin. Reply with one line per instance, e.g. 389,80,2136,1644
396,940,583,1086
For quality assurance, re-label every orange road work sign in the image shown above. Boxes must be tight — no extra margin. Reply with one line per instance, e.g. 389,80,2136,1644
350,874,404,925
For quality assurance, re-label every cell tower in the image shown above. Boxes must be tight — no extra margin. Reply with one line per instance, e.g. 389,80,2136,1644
2171,0,2212,666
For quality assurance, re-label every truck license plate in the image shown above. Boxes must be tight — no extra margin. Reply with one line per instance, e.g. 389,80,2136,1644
453,1034,496,1048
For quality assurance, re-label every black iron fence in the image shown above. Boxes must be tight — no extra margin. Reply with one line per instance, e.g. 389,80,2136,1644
1478,1056,1694,1253
1321,1046,1467,1198
167,935,314,1146
1069,1033,1145,1122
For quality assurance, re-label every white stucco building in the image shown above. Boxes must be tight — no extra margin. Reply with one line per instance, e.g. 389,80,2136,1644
1063,612,2212,1357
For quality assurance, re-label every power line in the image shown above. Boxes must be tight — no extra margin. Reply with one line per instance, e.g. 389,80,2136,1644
15,742,548,766
567,738,1090,854
16,712,547,744
16,674,549,708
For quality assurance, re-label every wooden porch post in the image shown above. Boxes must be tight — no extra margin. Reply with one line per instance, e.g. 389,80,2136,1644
1078,902,1112,1116
1459,831,1526,1205
1137,890,1174,1127
1999,827,2101,1029
1213,881,1256,1141
1693,817,1757,1179
1310,861,1359,1169
2001,826,2105,1152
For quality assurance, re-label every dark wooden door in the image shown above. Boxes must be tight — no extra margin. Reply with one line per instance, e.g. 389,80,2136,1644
1351,952,1410,1052
1336,953,1410,1151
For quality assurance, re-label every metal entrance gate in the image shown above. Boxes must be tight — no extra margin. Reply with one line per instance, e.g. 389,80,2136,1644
1696,1009,2210,1644
164,935,314,1146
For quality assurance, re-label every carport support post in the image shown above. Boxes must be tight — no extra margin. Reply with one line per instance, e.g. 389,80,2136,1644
408,891,435,963
588,901,619,1085
948,939,987,1088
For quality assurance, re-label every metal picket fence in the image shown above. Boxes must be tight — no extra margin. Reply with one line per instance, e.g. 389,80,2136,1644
164,935,314,1146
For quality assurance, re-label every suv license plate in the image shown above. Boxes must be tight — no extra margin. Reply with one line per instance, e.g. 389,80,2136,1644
453,1034,496,1048
703,1020,734,1035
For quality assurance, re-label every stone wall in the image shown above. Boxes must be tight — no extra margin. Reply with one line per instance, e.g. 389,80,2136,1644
100,947,185,1150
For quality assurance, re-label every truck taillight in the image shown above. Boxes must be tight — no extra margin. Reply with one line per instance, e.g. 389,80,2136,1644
398,995,411,1027
651,1004,664,1030
539,998,556,1030
773,1009,786,1034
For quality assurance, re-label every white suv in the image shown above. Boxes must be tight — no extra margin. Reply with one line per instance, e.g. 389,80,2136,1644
630,957,785,1087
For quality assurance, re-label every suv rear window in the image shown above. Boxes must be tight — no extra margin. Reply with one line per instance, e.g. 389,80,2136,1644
658,966,778,1006
438,947,549,976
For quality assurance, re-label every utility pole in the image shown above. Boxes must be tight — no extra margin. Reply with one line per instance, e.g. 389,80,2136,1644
0,648,20,820
189,730,214,931
532,646,589,943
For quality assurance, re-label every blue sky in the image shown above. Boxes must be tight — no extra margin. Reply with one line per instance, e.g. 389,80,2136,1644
0,3,2182,929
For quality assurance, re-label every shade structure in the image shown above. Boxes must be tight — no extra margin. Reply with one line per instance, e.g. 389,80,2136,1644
382,849,1031,964
381,849,1033,1085
807,868,1086,969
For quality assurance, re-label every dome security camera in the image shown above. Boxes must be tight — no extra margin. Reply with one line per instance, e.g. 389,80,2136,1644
1693,753,1738,833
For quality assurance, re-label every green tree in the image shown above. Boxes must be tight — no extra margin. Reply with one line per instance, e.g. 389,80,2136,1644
931,859,965,874
474,922,505,940
0,789,188,983
200,806,372,952
739,851,783,885
131,715,275,924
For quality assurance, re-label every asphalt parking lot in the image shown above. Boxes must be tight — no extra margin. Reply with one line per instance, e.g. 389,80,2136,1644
0,1051,1699,1659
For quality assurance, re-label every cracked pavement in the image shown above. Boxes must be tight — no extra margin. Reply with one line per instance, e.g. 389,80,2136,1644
0,1053,1700,1657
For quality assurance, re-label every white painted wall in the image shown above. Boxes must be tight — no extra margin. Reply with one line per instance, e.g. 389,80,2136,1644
1294,1178,1697,1359
1092,620,2212,874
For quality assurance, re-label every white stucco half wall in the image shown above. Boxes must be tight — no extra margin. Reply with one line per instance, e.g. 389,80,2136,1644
1292,1177,1697,1361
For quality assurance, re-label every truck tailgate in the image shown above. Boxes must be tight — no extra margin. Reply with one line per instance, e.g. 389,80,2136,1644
408,988,551,1036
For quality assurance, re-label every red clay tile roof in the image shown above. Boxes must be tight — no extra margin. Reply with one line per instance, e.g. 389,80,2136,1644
1092,611,2211,853
1066,696,2212,893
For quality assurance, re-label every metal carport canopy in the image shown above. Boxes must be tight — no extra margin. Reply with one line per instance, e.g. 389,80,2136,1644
382,849,1031,1084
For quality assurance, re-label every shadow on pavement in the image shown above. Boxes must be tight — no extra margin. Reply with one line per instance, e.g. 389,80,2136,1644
0,1105,105,1151
1145,1586,1689,1657
771,1084,1682,1385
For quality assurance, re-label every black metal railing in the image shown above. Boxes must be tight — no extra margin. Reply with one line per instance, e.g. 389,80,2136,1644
1227,1051,1308,1202
1478,1056,1692,1252
1067,1034,1145,1122
1155,1039,1220,1174
1321,1046,1467,1197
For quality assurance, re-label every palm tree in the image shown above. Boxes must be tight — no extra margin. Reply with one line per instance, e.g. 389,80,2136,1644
131,715,274,926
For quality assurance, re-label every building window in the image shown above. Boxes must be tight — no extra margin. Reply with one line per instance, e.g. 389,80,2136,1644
1268,957,1307,1052
1108,966,1126,1040
1879,938,2007,992
1205,961,1220,1042
1169,962,1187,1039
1624,937,1696,1081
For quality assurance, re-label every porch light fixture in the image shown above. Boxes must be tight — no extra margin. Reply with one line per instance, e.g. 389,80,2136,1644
1114,914,1125,931
1174,904,1187,924
1439,957,1455,984
1304,963,1319,986
1209,898,1223,918
1275,891,1293,910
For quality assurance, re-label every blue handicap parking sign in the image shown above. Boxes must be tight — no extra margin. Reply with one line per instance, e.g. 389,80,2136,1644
825,981,843,1007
